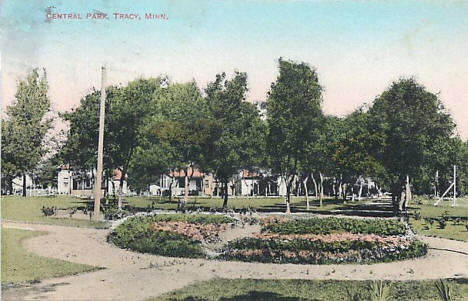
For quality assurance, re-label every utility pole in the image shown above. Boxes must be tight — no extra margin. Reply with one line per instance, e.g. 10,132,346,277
453,165,457,207
94,66,106,220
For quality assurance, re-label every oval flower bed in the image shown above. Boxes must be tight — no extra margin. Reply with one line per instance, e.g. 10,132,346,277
108,214,234,258
222,217,427,264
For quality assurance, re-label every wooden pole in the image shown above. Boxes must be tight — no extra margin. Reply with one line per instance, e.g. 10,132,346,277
452,165,457,207
94,66,106,220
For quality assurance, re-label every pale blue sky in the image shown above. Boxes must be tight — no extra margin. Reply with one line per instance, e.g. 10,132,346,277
1,0,468,138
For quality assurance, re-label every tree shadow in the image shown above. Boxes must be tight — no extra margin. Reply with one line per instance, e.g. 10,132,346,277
178,291,312,301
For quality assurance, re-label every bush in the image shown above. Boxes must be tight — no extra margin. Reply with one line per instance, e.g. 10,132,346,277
108,216,205,257
222,238,427,264
108,214,234,257
262,217,406,236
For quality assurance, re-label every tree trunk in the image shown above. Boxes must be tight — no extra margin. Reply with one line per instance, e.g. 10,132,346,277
304,176,310,210
399,189,405,211
168,179,173,202
351,185,355,202
183,169,189,204
311,175,318,200
285,178,291,214
319,172,324,207
358,180,363,200
342,183,347,201
332,179,337,200
338,181,343,200
22,173,27,197
222,180,229,208
404,175,411,210
118,176,124,210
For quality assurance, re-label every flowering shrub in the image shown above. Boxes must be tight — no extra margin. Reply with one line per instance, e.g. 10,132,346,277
150,221,228,243
221,217,425,264
222,237,426,264
108,214,234,258
262,217,406,236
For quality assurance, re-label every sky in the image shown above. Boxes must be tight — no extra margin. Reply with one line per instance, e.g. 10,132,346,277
1,0,468,139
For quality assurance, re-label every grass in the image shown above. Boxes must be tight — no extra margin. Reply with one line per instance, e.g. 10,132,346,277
124,195,377,215
1,228,100,283
409,197,468,242
152,278,468,301
1,195,108,228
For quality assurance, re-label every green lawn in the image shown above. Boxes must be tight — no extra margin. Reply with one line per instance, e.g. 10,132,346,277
1,228,100,283
153,278,468,301
125,195,373,215
409,197,468,242
1,195,107,228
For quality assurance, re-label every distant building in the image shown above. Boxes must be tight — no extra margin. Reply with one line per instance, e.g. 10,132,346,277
57,166,128,198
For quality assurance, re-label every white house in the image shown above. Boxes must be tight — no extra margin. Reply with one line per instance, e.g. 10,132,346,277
57,166,129,198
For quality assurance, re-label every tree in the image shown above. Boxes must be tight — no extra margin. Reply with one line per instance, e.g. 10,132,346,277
330,108,386,202
150,81,219,204
107,78,164,208
60,88,116,198
62,78,164,208
266,59,323,213
2,69,52,196
368,78,455,211
205,72,266,208
1,121,20,194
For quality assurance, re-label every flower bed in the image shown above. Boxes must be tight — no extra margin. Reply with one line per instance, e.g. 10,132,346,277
108,214,234,258
261,217,407,236
149,221,228,243
222,217,427,264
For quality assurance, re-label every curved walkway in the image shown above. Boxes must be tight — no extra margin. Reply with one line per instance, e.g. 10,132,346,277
2,221,468,301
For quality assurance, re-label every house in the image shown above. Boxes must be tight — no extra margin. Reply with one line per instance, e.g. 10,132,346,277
57,166,128,198
148,168,239,197
149,168,216,197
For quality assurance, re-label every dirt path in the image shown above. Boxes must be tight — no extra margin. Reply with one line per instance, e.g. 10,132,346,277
2,221,468,301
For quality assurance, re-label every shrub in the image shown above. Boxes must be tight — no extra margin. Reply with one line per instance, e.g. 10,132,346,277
108,214,234,257
222,237,427,264
413,212,421,220
438,218,447,229
108,216,204,258
368,280,390,301
262,217,406,236
435,279,452,301
41,206,56,216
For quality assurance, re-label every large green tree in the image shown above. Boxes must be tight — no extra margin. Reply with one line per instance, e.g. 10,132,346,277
266,59,323,213
62,78,164,207
205,72,266,208
330,108,386,202
2,69,52,196
150,81,219,204
368,78,455,211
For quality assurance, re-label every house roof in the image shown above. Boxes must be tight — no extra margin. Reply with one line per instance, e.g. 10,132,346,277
112,169,124,180
170,168,204,178
242,170,261,179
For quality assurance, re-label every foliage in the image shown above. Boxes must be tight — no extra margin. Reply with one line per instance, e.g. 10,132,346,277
41,206,57,216
435,279,453,301
262,217,406,236
368,280,391,301
109,223,204,258
266,58,323,212
61,78,165,205
108,214,234,257
1,69,53,196
222,237,426,264
368,78,456,209
204,72,267,207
